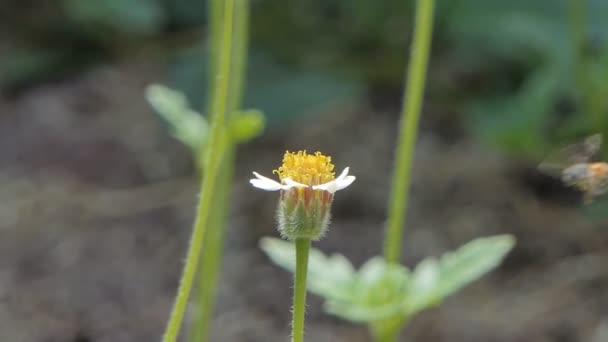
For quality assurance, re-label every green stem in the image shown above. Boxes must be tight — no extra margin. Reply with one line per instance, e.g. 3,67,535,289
228,0,249,109
567,0,586,58
567,0,594,124
292,238,311,342
160,0,235,341
376,333,398,342
190,1,250,341
189,150,234,342
384,0,435,264
370,315,408,342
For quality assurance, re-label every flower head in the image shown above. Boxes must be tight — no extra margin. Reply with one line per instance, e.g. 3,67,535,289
250,151,355,240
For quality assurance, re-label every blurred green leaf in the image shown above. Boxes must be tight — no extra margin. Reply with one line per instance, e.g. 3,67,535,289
407,235,515,314
229,109,266,143
259,235,515,326
325,257,409,323
259,237,357,302
145,84,208,151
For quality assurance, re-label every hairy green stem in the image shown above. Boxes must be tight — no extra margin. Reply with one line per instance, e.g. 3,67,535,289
189,150,234,342
190,1,250,341
228,0,249,109
384,0,435,264
160,0,235,341
292,238,311,342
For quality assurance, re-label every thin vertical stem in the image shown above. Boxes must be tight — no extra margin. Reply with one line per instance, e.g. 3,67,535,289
292,238,311,342
384,0,435,264
189,150,234,342
190,0,250,341
228,0,249,109
160,0,235,341
567,0,586,58
567,0,595,125
376,333,398,342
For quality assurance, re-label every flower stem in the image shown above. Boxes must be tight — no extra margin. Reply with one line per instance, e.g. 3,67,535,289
292,238,311,342
189,150,234,342
190,0,250,341
376,333,398,342
384,0,435,264
160,0,235,341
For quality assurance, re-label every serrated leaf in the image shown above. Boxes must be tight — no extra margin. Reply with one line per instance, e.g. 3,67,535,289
408,234,515,314
259,235,514,327
259,237,356,301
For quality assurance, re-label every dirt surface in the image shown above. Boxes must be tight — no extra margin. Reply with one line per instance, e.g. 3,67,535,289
1,60,608,342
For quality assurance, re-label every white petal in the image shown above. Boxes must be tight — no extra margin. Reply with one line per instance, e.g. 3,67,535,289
312,167,356,193
311,181,336,193
335,175,356,191
336,167,350,181
283,178,309,189
250,172,283,191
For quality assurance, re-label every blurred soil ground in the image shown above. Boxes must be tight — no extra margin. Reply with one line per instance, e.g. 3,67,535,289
1,59,607,342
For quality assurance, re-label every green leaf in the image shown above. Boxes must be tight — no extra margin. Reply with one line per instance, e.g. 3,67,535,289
229,109,266,143
408,235,515,314
325,257,410,322
259,235,515,327
259,237,356,302
145,84,208,151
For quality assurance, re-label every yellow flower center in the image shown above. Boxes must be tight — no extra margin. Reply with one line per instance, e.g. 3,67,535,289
274,151,335,185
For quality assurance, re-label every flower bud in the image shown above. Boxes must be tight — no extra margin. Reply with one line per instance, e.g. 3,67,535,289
250,151,356,240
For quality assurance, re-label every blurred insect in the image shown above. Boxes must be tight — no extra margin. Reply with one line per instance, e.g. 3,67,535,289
538,134,608,204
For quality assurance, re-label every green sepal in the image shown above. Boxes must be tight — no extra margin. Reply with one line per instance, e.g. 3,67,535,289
277,191,330,240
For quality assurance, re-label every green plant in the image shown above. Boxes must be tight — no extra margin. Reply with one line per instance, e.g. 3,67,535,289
250,151,356,342
147,1,264,342
261,235,515,341
258,1,516,341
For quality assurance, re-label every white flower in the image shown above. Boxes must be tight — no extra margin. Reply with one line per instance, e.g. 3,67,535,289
250,167,356,194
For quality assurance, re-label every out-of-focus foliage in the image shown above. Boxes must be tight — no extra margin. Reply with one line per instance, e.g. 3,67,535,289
250,0,413,86
437,0,608,159
146,84,209,152
3,0,607,158
169,48,364,127
229,109,265,143
145,84,266,155
260,235,515,337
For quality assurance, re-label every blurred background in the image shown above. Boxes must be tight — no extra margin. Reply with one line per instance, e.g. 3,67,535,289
1,0,608,341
